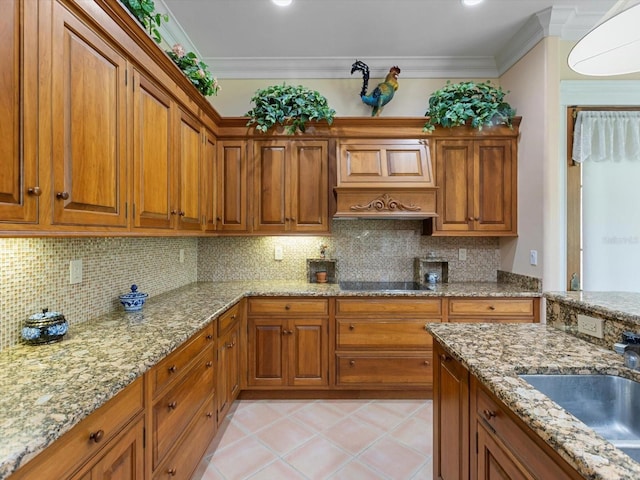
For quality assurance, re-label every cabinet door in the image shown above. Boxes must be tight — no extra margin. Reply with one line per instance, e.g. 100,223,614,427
289,318,328,386
434,342,469,480
247,318,287,386
253,141,288,232
474,140,514,233
202,130,217,232
290,141,329,232
174,109,202,231
0,0,39,224
434,140,474,233
132,71,173,230
217,323,240,420
476,421,529,480
50,2,127,227
72,417,145,480
216,140,249,232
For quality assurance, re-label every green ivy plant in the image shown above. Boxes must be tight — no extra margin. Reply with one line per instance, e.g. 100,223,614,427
119,0,168,44
166,45,220,97
423,81,516,132
245,84,336,135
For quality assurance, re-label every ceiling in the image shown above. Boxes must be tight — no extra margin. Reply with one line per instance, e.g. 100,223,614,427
158,0,618,78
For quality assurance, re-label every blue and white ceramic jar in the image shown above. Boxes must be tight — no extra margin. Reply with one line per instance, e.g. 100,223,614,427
22,309,68,345
119,284,149,312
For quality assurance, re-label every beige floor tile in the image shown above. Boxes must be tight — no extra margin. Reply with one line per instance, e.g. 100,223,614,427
255,417,316,455
390,416,432,455
411,458,433,480
359,436,426,480
284,435,351,479
353,402,407,431
203,418,248,456
293,402,348,432
322,417,384,455
208,435,278,479
328,459,387,480
266,399,315,415
230,401,283,432
247,460,308,479
375,399,427,416
197,463,225,480
322,399,371,415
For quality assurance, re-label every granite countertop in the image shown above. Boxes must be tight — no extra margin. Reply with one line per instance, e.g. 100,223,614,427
545,291,640,325
426,322,640,480
0,280,539,479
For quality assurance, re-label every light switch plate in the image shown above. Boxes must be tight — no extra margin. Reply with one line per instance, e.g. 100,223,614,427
70,259,83,284
458,248,467,261
274,245,284,261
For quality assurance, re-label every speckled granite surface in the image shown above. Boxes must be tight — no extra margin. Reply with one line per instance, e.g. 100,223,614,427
427,322,640,480
545,291,640,326
0,280,539,479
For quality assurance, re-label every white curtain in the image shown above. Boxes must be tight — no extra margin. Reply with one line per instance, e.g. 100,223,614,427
573,110,640,291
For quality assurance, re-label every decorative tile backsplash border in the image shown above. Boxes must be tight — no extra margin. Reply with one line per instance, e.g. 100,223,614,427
0,237,198,351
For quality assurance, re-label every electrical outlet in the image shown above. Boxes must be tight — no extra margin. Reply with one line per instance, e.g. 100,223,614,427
530,250,538,266
458,248,467,261
577,314,604,339
69,259,83,285
274,245,284,261
179,249,185,264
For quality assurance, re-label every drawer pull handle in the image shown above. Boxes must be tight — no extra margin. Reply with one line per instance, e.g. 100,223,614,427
27,187,42,196
349,360,356,366
206,361,213,368
170,210,178,215
167,467,177,476
231,314,236,320
179,211,185,216
226,342,233,348
89,429,104,443
424,360,430,366
206,334,213,340
56,191,69,200
168,401,178,410
440,354,451,362
488,305,496,311
349,324,355,330
206,412,213,418
168,365,177,373
285,304,291,310
483,409,496,420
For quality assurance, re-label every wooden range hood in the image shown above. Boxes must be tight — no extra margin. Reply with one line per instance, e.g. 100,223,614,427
333,138,437,219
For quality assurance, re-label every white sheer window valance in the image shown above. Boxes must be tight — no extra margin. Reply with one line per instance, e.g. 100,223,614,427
572,110,640,163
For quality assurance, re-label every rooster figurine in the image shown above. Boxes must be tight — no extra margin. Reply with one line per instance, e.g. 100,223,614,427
350,60,401,117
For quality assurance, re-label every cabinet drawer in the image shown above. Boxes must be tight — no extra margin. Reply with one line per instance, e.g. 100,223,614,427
248,298,329,316
336,298,441,316
336,353,432,386
475,382,579,480
218,302,240,337
9,378,144,480
153,396,216,480
152,323,214,396
448,299,534,317
152,349,215,468
448,317,534,324
337,319,434,349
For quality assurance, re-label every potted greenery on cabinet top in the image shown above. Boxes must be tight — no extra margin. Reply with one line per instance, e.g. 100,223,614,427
246,84,336,135
423,80,516,132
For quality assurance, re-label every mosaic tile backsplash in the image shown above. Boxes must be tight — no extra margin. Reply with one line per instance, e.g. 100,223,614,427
198,220,500,283
0,237,197,351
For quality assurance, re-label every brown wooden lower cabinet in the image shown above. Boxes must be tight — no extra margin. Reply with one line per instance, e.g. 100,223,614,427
217,303,242,423
433,339,583,480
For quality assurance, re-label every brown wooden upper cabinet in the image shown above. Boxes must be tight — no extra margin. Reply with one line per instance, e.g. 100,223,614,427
253,140,329,233
216,140,249,232
431,138,516,236
174,108,204,231
50,1,128,228
0,0,38,226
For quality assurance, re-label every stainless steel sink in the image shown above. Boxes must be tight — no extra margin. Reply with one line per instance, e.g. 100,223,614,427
519,374,640,462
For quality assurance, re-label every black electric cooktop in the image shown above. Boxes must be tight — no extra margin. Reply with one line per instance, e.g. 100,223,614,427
338,281,436,291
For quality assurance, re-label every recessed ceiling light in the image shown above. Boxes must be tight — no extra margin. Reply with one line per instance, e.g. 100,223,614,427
272,0,292,6
461,0,484,6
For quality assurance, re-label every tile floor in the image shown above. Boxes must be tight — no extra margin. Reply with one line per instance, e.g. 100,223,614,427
192,399,433,480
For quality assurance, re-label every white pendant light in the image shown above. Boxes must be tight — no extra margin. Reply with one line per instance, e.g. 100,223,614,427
568,4,640,76
461,0,484,6
272,0,292,6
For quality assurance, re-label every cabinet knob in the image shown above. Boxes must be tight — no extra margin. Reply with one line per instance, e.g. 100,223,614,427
216,216,222,222
168,365,177,374
168,401,177,410
285,217,290,222
483,409,497,420
285,304,291,310
475,217,480,221
290,217,295,222
488,305,496,311
349,360,356,366
27,187,42,196
468,217,474,222
167,467,177,476
89,429,104,443
170,210,178,215
231,314,236,320
440,354,451,362
206,361,213,368
179,211,185,216
349,324,355,330
206,412,213,418
56,191,69,200
424,360,430,366
206,334,213,340
226,342,233,348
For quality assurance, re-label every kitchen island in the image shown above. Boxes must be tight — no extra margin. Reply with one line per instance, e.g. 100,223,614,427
0,280,539,479
427,321,640,479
